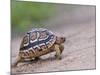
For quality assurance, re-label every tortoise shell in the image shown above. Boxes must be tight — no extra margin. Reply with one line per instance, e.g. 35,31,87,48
19,28,56,59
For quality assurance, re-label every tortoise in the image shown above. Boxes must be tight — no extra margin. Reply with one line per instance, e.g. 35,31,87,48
12,28,66,67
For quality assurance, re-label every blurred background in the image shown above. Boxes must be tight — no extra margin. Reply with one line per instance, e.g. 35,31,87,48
11,0,96,73
12,0,95,38
11,0,56,38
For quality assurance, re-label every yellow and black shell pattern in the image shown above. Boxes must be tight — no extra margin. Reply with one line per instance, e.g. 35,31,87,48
19,28,56,59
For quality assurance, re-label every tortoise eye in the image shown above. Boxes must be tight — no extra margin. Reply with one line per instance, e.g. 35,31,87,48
61,37,66,43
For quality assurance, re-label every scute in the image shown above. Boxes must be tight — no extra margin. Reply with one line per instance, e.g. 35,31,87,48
20,28,56,52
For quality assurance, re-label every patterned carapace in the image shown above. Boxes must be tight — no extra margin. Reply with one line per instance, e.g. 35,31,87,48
19,28,56,58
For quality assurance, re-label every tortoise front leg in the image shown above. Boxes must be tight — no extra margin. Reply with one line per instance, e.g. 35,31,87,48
54,44,62,60
59,44,64,54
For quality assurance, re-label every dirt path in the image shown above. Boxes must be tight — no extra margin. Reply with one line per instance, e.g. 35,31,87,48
11,22,95,73
11,6,96,74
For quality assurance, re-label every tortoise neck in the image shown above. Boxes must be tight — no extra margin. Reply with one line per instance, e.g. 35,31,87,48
55,36,61,45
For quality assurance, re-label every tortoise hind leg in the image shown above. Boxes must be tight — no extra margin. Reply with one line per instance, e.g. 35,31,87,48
54,44,62,60
11,56,21,67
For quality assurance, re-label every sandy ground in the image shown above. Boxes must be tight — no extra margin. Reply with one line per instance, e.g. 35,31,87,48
11,5,96,74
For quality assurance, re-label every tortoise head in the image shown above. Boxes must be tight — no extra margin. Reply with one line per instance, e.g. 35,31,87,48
55,36,66,44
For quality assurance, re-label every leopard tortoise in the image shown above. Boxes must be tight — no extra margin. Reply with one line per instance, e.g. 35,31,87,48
12,28,66,67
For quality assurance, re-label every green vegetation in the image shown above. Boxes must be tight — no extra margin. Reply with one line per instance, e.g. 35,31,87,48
11,0,55,32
